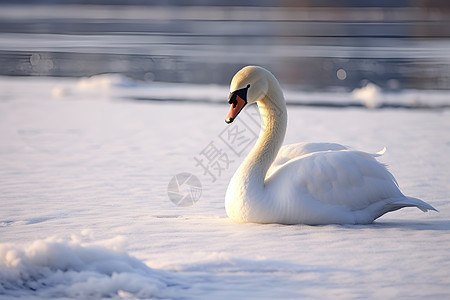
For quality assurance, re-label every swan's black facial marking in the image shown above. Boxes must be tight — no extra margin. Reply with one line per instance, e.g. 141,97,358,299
225,84,250,124
228,84,250,106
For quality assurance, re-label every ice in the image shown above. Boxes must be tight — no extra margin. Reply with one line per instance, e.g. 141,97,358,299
0,75,449,299
11,73,444,108
352,82,383,108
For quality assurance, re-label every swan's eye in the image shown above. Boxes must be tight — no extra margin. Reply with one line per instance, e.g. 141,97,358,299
228,85,250,107
228,93,237,107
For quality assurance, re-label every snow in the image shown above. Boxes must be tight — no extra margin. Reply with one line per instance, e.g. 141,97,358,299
0,75,449,299
0,235,184,299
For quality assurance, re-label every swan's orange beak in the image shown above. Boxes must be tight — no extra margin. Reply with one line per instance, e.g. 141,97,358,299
225,85,250,124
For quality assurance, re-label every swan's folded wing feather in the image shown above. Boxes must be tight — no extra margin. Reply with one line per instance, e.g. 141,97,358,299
270,150,403,211
267,142,348,178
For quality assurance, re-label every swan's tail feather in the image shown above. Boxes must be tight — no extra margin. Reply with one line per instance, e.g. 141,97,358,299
361,197,437,223
372,147,386,157
387,197,438,213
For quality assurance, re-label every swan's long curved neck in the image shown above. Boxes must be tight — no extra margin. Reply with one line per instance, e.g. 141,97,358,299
237,80,287,190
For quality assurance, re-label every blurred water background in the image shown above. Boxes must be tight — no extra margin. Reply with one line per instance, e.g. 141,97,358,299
0,0,449,91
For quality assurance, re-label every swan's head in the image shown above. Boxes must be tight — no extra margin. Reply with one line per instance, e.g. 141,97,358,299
225,66,270,124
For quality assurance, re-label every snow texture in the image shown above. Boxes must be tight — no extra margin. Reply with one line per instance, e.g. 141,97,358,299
0,75,449,299
0,236,184,299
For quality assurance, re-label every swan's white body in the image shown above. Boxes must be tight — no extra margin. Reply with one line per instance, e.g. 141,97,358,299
225,66,436,225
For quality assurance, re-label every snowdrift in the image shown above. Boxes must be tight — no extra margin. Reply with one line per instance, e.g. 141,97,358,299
0,236,183,299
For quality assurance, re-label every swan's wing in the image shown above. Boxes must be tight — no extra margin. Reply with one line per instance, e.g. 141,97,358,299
267,142,348,178
268,150,402,211
274,142,348,165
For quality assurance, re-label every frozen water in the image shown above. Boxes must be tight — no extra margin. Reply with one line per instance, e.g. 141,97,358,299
1,4,450,89
0,75,449,299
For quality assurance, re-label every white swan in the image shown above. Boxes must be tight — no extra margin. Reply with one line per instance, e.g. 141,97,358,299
224,66,436,225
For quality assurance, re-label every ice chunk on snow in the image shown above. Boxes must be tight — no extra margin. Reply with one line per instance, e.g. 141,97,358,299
78,74,139,89
352,82,383,108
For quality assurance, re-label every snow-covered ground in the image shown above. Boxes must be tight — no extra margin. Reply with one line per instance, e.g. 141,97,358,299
0,75,449,299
